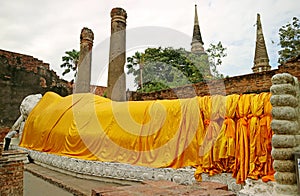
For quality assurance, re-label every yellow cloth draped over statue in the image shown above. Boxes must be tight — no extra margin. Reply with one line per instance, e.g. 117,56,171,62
20,92,203,168
19,92,274,183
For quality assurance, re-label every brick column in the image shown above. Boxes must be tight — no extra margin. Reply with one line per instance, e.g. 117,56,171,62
0,127,9,157
270,73,300,195
74,27,94,93
107,8,127,101
0,126,27,196
0,151,28,196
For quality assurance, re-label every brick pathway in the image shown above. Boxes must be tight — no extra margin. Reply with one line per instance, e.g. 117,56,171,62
25,164,130,196
26,164,236,196
92,180,236,196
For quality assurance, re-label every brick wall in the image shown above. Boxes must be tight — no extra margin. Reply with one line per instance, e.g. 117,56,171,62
0,156,24,195
277,56,300,80
0,49,50,73
0,49,72,127
129,55,300,100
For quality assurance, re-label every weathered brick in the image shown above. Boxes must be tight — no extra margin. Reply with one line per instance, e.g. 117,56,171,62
0,49,72,127
0,151,26,196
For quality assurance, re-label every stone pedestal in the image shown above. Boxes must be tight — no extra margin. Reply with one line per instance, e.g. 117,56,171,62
107,8,127,101
74,27,94,93
270,73,300,195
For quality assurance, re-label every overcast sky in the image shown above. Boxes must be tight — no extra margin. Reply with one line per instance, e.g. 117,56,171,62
0,0,299,89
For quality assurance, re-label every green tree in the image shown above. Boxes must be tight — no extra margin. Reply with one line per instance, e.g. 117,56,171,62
60,49,79,77
206,41,227,78
127,47,205,92
127,44,227,93
278,17,300,64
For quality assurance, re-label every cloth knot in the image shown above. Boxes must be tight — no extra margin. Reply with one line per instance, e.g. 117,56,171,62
241,116,248,126
224,116,235,138
204,119,210,126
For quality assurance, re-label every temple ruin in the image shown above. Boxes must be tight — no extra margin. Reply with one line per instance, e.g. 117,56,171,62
0,5,300,196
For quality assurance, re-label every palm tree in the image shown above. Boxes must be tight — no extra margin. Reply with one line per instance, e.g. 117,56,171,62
60,49,79,77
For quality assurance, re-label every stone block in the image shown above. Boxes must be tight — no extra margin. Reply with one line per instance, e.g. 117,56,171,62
271,148,294,160
274,172,297,185
273,160,295,172
271,120,299,135
272,134,297,148
270,94,298,107
270,84,297,96
271,73,295,85
272,106,297,120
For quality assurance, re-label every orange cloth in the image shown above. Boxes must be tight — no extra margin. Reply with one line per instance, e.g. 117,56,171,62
248,93,264,179
214,94,239,172
260,93,275,180
233,94,252,184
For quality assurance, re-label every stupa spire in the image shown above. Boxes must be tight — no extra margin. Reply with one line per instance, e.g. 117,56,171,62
191,4,204,53
252,13,271,73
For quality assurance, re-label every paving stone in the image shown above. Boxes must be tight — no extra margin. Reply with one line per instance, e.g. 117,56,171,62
195,181,229,191
91,187,116,196
142,180,178,188
101,190,134,196
26,164,237,196
208,189,236,196
94,181,235,196
188,190,210,196
188,189,236,196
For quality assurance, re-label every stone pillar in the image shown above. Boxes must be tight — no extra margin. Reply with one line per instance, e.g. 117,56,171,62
74,27,94,93
107,8,127,101
270,73,300,195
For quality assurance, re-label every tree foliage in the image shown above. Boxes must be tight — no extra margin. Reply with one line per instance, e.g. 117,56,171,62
206,41,227,78
278,17,300,64
60,49,79,77
127,47,205,92
127,45,227,93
